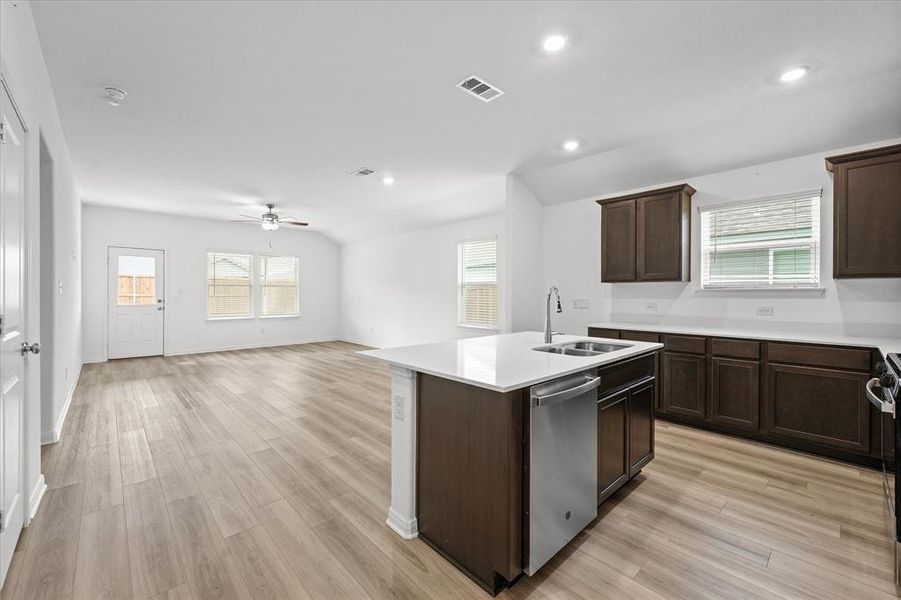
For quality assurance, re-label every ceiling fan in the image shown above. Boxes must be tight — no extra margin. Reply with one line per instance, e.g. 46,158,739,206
231,203,308,231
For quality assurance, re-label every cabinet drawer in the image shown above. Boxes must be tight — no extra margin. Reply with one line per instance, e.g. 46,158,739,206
767,342,871,372
620,330,660,343
598,354,655,396
588,328,621,339
664,335,706,355
711,338,760,360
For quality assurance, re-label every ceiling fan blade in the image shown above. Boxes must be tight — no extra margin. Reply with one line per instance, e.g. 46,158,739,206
238,213,261,220
282,220,309,227
230,219,261,223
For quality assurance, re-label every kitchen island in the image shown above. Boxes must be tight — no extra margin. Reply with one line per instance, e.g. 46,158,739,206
360,331,662,594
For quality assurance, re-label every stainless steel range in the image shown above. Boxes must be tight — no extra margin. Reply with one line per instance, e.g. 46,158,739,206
867,352,901,585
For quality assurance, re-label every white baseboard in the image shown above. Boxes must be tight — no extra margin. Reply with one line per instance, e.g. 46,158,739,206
41,362,82,445
164,337,339,357
26,474,47,525
81,356,106,364
386,507,418,539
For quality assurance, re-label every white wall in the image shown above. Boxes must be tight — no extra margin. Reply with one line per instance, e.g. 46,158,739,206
82,206,340,361
543,138,901,339
505,174,545,332
340,213,507,348
2,1,82,508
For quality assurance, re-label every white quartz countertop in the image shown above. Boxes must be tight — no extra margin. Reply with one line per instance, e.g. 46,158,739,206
358,331,662,393
588,321,901,359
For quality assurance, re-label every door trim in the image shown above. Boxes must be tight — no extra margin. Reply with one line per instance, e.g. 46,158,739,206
106,246,167,360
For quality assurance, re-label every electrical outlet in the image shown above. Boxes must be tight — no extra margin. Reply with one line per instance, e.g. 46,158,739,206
572,298,590,310
756,306,775,317
393,393,404,421
644,302,658,312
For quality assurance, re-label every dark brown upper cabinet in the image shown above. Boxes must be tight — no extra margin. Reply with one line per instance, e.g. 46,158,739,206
597,184,695,282
599,199,636,281
826,144,901,278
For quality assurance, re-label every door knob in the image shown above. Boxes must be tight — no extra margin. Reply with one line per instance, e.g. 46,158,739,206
21,342,41,355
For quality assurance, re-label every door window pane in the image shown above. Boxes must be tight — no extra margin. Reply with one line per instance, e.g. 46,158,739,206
118,255,156,305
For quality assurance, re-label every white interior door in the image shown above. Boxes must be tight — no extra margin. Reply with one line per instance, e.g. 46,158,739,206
1,77,30,586
108,247,165,359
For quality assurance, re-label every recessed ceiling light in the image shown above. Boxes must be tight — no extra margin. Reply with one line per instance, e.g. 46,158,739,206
562,139,580,152
382,176,395,185
542,34,567,53
779,66,808,83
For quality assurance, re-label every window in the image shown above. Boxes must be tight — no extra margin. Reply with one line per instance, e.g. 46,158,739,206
117,255,156,305
700,190,821,289
260,255,299,317
207,252,253,317
458,239,497,328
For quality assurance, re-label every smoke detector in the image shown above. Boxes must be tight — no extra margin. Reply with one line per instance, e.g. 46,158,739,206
457,75,504,102
352,167,375,177
102,86,127,107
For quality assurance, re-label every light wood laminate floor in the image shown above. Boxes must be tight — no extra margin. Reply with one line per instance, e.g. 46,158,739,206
2,341,897,599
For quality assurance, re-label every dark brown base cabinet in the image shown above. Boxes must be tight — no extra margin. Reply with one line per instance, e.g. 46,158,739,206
588,327,881,468
597,370,655,504
711,357,760,431
765,363,870,453
663,352,706,419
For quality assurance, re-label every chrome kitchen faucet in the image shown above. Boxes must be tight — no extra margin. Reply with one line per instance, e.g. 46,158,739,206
544,286,562,344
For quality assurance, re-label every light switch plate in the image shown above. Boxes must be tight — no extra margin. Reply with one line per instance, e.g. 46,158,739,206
756,306,775,317
644,302,658,312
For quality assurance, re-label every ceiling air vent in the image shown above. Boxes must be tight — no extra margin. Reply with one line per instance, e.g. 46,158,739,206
352,167,375,176
457,75,504,102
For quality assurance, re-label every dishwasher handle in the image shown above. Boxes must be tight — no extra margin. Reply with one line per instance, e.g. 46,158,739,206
533,375,601,408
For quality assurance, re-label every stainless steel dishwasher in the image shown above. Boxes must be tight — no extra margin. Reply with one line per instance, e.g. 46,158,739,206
527,369,600,575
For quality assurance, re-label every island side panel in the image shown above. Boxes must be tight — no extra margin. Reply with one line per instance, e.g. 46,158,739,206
417,373,525,594
386,366,419,538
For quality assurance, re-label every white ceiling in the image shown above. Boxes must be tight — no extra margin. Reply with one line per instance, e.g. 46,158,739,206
31,1,901,242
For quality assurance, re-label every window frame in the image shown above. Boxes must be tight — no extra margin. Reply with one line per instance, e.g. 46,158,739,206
259,254,300,319
457,236,499,330
698,190,822,291
205,250,255,320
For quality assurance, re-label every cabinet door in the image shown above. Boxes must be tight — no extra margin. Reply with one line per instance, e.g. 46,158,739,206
628,381,655,476
832,153,901,278
765,363,870,453
597,391,628,502
600,199,636,282
637,193,683,281
663,352,706,419
710,358,760,431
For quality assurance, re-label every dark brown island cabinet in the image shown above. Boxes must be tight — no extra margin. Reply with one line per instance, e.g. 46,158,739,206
826,144,901,278
588,327,885,468
416,353,657,595
597,183,695,282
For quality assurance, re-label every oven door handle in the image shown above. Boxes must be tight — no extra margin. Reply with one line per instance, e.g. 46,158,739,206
866,378,895,417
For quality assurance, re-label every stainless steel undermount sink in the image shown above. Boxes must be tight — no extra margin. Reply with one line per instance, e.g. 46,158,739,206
533,341,630,356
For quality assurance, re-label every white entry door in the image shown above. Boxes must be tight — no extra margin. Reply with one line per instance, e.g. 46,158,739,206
108,247,165,359
1,76,32,586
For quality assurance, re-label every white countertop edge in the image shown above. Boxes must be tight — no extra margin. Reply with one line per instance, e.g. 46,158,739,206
358,333,662,393
587,322,900,359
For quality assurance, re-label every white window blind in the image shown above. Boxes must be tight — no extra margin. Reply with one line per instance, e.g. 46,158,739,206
207,252,253,317
700,190,821,289
458,239,497,328
260,255,299,317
